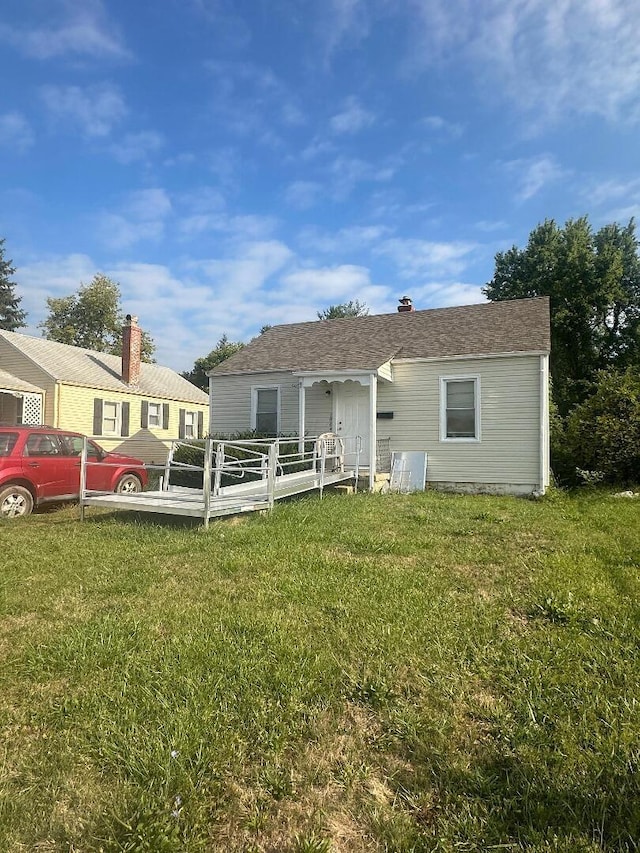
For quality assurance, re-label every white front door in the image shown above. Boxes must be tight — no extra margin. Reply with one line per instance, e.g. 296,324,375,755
334,382,370,466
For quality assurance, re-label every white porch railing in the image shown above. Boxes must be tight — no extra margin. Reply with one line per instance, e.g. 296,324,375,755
79,433,362,528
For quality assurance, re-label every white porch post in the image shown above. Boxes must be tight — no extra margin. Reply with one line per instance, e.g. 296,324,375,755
298,380,306,453
368,372,377,489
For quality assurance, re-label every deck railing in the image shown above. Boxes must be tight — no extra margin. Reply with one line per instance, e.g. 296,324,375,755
79,433,361,527
80,433,362,526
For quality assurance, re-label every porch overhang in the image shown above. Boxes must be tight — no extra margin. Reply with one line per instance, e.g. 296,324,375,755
294,367,388,488
293,361,393,388
0,374,44,425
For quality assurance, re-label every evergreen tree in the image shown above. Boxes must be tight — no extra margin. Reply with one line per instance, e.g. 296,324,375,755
317,300,369,319
0,238,26,331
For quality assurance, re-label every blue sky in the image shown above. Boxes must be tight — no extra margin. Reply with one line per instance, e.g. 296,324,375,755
1,0,639,371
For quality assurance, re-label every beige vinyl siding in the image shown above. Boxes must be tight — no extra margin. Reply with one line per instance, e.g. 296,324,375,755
56,383,208,464
210,372,333,438
210,372,301,436
377,355,541,487
0,337,55,423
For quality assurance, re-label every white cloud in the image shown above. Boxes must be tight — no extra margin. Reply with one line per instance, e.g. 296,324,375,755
97,188,172,249
0,112,34,152
16,253,98,337
0,0,130,61
316,0,371,65
474,219,508,232
187,240,293,297
284,181,324,210
375,238,477,278
504,154,565,201
281,264,373,301
411,281,487,308
330,96,375,134
329,155,396,199
110,131,164,164
422,114,463,138
585,177,640,208
204,59,306,140
298,224,394,254
40,83,127,138
406,0,640,125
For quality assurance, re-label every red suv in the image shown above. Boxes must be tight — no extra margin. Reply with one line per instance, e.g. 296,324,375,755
0,427,148,518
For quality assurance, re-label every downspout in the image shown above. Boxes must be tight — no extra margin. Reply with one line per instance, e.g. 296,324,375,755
369,373,377,490
539,354,549,494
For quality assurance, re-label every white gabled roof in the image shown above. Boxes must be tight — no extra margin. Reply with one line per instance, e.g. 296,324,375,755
0,330,208,405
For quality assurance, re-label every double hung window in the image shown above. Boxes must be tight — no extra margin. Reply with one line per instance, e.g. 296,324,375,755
252,387,279,435
440,377,480,441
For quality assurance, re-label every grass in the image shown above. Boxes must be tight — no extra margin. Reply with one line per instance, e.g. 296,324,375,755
0,488,639,852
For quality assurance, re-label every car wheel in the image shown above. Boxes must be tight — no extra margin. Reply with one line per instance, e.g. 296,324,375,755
115,474,142,494
0,485,34,518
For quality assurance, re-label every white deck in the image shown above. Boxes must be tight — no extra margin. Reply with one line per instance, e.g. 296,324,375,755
81,467,355,521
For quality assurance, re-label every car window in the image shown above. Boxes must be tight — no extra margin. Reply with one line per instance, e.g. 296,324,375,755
24,434,64,457
0,433,18,456
64,436,101,458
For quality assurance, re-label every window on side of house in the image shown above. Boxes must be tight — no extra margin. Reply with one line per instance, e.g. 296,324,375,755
93,398,130,437
102,401,121,436
141,401,170,430
440,376,480,441
148,402,161,427
178,409,204,440
252,387,279,435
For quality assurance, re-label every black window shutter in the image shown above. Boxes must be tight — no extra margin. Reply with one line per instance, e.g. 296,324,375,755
93,398,103,435
162,403,170,430
121,402,130,437
197,411,204,439
141,400,149,429
179,408,186,439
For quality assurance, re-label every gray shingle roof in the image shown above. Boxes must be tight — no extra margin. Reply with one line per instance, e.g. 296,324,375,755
210,297,550,376
0,330,208,404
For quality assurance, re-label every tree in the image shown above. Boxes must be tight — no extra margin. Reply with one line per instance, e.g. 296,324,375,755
565,368,640,484
0,237,26,331
181,334,244,391
39,274,155,361
483,217,640,416
317,300,369,320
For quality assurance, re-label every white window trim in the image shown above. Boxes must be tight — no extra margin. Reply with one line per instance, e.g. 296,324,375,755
183,410,196,439
102,400,122,437
439,375,481,443
250,385,281,434
148,401,162,428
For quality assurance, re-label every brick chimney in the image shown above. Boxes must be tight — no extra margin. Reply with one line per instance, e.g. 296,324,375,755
122,314,142,385
397,296,414,313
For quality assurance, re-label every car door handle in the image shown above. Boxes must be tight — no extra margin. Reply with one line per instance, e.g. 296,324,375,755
27,462,40,468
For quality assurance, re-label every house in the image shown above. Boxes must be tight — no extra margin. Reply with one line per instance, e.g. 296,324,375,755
0,316,208,463
208,297,551,495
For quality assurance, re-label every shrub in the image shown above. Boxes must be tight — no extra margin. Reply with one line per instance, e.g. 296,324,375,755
565,368,640,485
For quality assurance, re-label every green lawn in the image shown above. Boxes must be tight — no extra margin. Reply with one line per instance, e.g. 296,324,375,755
1,490,639,852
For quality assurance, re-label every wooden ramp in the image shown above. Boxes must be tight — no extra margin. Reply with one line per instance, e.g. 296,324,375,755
79,435,359,527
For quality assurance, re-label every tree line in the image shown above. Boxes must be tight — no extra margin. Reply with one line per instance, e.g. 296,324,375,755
484,216,640,484
2,220,638,483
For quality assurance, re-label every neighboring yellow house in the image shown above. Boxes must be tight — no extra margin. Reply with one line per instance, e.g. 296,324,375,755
0,318,208,464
